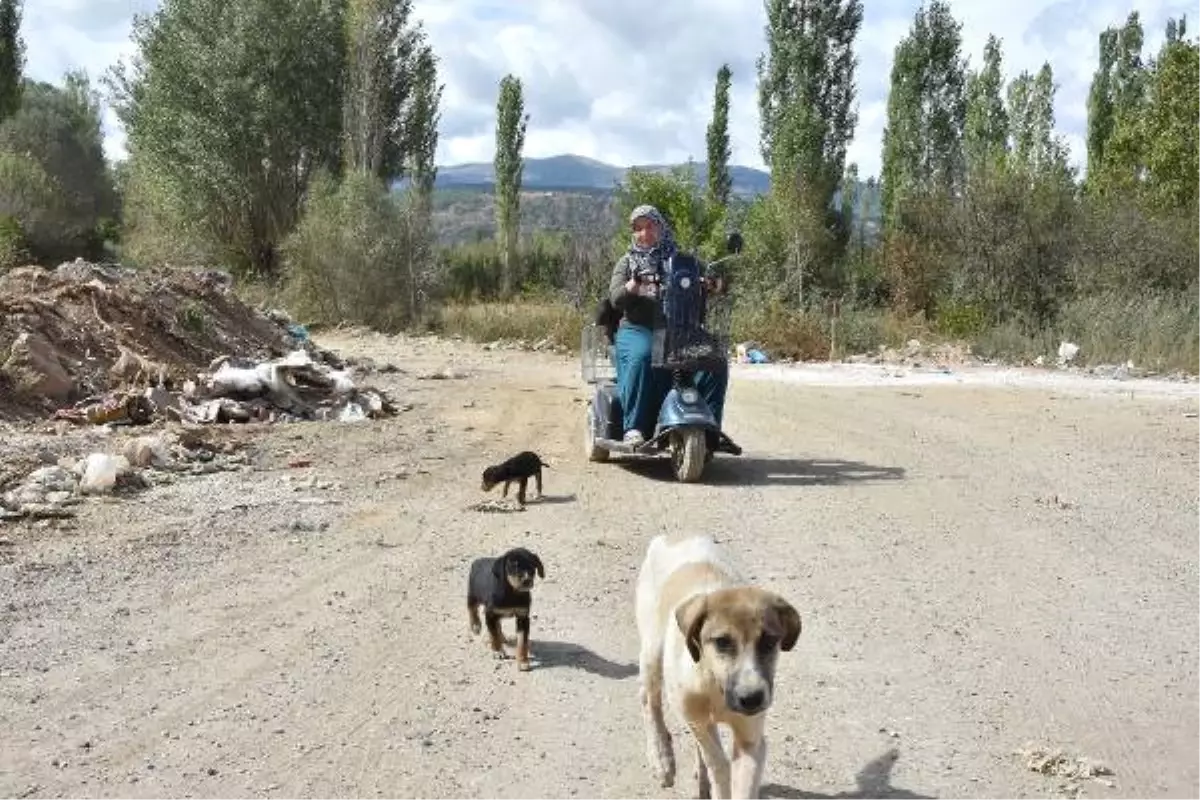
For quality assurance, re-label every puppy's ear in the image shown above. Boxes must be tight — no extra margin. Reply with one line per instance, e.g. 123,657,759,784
531,552,545,579
767,593,802,652
674,594,708,663
491,553,508,580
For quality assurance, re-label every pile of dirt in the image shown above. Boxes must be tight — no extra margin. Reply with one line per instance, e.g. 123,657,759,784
0,260,299,419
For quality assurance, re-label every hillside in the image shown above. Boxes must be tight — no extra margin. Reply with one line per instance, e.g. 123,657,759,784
428,154,772,196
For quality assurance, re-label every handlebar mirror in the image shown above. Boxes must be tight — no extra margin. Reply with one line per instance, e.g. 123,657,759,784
725,231,744,256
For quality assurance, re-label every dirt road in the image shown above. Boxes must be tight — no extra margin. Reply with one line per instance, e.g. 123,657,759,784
2,331,1197,799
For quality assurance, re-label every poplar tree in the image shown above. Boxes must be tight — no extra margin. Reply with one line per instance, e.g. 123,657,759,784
494,74,528,298
341,0,423,181
964,34,1008,182
880,0,967,230
705,63,732,211
756,0,863,304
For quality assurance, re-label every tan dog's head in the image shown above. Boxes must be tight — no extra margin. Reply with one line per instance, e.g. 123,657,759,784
675,587,801,716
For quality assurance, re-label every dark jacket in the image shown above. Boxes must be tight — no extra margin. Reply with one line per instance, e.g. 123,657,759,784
608,252,662,329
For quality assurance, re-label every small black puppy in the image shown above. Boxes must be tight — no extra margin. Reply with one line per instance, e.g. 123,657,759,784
480,450,550,505
466,547,546,671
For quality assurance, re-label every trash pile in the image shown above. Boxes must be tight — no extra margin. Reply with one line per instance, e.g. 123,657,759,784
49,349,397,426
0,259,399,424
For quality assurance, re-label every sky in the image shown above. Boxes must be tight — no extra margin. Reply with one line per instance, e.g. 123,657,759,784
18,0,1194,179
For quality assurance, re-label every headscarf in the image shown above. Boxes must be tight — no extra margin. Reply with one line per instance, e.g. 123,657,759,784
627,204,678,280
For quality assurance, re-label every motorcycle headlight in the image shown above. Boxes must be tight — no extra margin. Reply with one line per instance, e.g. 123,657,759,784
681,388,699,404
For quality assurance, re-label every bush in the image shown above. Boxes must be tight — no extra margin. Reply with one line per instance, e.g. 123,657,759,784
0,214,29,271
281,170,432,332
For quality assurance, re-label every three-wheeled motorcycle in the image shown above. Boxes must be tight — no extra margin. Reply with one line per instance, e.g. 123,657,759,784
581,233,744,483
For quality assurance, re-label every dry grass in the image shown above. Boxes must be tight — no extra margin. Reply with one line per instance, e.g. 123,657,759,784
731,301,935,361
433,301,587,350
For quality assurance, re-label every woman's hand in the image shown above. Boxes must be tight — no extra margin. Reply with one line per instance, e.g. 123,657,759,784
625,277,639,294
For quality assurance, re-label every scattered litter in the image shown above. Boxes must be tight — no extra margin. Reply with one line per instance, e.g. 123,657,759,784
482,338,567,354
419,366,468,380
1016,742,1115,797
735,342,770,364
172,349,397,424
76,453,133,495
1057,341,1080,366
467,498,526,513
53,392,155,426
1,429,252,521
1034,494,1076,511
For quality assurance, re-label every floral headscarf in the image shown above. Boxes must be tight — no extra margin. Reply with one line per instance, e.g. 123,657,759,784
627,204,678,279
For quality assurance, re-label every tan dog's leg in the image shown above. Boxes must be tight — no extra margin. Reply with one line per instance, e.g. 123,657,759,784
696,742,713,799
730,733,767,799
638,651,675,787
688,719,731,799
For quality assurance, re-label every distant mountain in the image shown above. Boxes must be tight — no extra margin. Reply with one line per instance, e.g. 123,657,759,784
410,153,882,246
430,154,772,196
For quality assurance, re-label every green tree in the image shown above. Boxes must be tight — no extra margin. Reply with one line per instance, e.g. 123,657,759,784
282,169,425,330
964,34,1008,181
880,0,967,230
1007,63,1070,182
0,150,58,269
613,163,713,255
107,0,346,277
756,0,864,305
0,0,21,124
493,73,527,298
705,63,733,211
1086,12,1148,194
1141,18,1198,210
0,75,115,262
400,42,442,317
342,0,425,180
405,43,442,224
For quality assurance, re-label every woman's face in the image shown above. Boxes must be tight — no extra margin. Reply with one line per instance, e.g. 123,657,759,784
632,216,661,248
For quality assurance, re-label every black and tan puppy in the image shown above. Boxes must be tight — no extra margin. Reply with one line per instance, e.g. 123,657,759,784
480,450,550,505
466,547,546,671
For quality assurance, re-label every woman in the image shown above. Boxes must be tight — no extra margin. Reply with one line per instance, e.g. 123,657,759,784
607,204,728,446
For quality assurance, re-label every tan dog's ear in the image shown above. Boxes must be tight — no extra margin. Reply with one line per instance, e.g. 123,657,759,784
675,594,708,662
768,594,802,651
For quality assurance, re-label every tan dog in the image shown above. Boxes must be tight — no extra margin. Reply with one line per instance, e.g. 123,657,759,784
635,534,802,799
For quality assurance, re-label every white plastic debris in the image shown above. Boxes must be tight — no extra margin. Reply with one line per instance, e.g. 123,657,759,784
1057,341,1080,365
77,453,131,495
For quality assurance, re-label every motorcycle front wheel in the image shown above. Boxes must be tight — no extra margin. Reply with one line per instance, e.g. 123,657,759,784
670,429,707,483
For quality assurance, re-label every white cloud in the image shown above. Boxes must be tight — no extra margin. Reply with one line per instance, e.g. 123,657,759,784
16,0,1195,178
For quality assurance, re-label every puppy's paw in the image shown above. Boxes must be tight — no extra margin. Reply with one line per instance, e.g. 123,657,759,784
470,621,481,635
491,650,509,660
517,658,532,672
